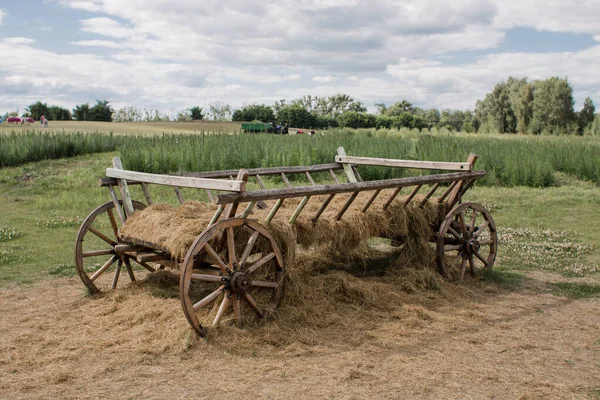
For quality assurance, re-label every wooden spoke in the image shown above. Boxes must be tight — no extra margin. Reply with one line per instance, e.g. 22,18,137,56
246,252,276,275
250,280,278,289
203,243,229,274
239,231,259,266
193,285,225,311
233,295,242,328
473,250,490,267
444,244,462,252
127,257,156,273
82,249,114,257
458,211,468,239
243,292,264,318
90,255,118,282
447,226,462,241
212,294,230,327
107,208,119,238
473,221,490,238
469,208,477,234
226,227,237,268
88,226,116,246
468,256,476,275
191,274,223,283
111,260,122,289
460,256,468,280
124,257,136,282
478,239,494,246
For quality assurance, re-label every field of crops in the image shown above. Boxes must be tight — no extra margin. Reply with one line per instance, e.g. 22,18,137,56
2,128,599,187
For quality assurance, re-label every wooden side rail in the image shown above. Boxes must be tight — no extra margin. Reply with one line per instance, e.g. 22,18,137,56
216,170,486,205
105,168,247,192
334,155,472,171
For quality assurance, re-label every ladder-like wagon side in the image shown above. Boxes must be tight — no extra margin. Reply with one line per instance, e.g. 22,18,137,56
75,147,497,336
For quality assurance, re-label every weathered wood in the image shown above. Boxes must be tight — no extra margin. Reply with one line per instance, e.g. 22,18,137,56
82,249,114,257
112,157,135,218
114,244,145,253
281,173,292,187
209,205,224,225
105,168,246,192
337,147,357,183
265,199,284,225
107,185,126,225
221,169,249,220
420,183,441,206
173,186,184,204
335,191,359,220
404,184,422,205
137,252,171,262
437,181,458,203
352,166,363,182
239,201,256,218
255,174,266,189
446,153,478,208
205,190,214,203
329,169,340,184
335,155,472,171
305,171,316,186
140,183,153,205
312,193,335,223
217,171,486,205
383,187,402,210
362,189,381,213
289,196,311,224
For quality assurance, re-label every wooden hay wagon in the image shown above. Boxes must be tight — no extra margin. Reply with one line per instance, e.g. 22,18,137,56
75,147,497,336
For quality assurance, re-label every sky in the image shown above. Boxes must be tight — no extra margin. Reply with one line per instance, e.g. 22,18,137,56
0,0,599,116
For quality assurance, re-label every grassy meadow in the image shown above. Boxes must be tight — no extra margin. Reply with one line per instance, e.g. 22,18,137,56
0,124,599,298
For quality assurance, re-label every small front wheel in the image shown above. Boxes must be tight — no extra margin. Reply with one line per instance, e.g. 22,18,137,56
436,202,498,280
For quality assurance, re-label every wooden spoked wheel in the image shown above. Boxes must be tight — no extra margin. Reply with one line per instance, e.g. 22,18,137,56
75,200,154,294
180,218,285,337
436,202,497,280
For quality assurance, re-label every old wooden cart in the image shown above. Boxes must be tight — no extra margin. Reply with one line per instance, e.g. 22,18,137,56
75,147,497,336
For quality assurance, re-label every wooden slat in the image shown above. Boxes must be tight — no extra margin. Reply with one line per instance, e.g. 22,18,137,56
335,155,472,171
173,186,184,204
336,147,357,183
205,190,214,203
209,205,224,225
112,157,135,218
105,168,246,192
352,166,363,182
420,183,441,206
265,199,284,225
107,185,125,224
362,189,381,213
383,187,402,210
239,201,256,218
305,171,316,186
281,173,292,187
335,192,359,221
140,183,153,205
312,194,335,223
437,181,458,203
329,169,340,184
403,184,422,205
137,252,170,262
446,153,478,208
217,171,486,205
289,196,311,224
255,174,266,189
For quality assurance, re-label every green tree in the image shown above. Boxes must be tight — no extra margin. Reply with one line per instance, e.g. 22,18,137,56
26,101,48,120
383,100,414,116
188,106,204,120
515,83,534,134
585,113,600,136
206,101,232,121
89,100,114,122
73,103,91,121
47,106,72,120
276,105,315,128
337,111,375,129
530,77,576,135
232,104,274,122
577,97,595,135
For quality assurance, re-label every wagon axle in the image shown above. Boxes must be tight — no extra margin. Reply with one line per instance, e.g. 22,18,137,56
223,270,252,294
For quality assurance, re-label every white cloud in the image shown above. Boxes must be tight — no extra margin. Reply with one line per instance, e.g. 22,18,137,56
80,17,139,39
3,37,36,45
71,40,124,49
313,76,335,83
0,9,6,25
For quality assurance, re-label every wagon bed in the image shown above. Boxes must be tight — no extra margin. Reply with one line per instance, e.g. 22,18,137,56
75,147,497,336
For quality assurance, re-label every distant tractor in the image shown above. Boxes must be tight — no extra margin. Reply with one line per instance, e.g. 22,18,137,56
242,121,288,134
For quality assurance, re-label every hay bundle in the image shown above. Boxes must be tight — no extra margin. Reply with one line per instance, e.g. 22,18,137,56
119,189,444,272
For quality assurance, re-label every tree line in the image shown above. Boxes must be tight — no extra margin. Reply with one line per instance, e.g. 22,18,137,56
3,75,598,135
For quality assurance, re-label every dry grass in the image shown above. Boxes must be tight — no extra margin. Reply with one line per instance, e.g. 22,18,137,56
1,272,599,399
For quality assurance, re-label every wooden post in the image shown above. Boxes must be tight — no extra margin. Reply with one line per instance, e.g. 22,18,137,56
112,157,135,218
173,186,184,204
446,153,478,209
140,183,153,205
107,185,126,224
336,147,357,183
222,169,249,219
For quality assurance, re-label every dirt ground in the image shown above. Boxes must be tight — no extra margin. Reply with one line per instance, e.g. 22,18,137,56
1,271,599,400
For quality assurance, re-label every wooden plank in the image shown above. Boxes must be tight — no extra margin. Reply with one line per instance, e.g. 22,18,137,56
334,155,472,171
305,171,316,186
209,205,224,225
107,185,126,224
420,183,441,206
362,189,381,213
289,196,311,224
140,183,153,205
105,168,246,192
446,153,478,208
239,201,256,218
221,169,249,220
173,186,184,204
336,147,357,183
437,181,458,203
137,252,171,262
312,194,335,223
255,174,266,189
351,166,363,182
217,171,486,205
265,199,284,225
335,192,359,221
403,184,422,205
112,157,135,218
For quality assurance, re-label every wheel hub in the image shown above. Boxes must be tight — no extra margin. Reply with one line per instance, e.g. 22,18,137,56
228,271,251,294
466,238,480,255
